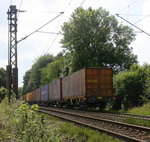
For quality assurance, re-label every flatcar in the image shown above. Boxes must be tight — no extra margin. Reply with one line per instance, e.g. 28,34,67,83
23,67,113,109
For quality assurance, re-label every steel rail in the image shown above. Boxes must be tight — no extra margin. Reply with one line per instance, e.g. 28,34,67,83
112,113,150,120
39,107,150,142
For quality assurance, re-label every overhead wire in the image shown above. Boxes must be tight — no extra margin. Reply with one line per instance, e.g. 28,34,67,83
10,0,13,5
23,10,62,13
17,0,23,19
116,0,150,35
79,0,86,7
116,14,150,37
17,12,64,43
42,0,74,54
116,14,143,17
134,14,150,24
41,14,64,54
36,31,60,34
19,0,23,9
44,34,59,54
117,0,140,13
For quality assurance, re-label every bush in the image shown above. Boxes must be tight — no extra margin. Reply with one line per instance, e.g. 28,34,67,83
0,87,9,102
113,64,150,110
0,98,63,142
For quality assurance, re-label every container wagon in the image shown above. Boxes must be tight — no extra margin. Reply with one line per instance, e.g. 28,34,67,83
48,79,62,106
30,90,36,104
62,68,113,108
26,92,31,102
35,88,40,104
40,84,49,105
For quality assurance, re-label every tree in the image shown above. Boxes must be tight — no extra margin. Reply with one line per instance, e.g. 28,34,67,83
22,69,34,94
0,87,9,102
113,64,150,110
22,54,54,94
18,87,23,97
61,7,137,73
0,68,6,88
40,56,64,85
31,54,54,88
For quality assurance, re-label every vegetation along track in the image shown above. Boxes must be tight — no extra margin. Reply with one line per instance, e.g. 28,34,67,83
39,107,150,142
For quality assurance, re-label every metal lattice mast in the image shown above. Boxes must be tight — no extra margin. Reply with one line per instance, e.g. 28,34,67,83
6,5,18,101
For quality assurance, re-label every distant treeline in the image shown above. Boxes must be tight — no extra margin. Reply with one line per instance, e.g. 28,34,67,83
2,7,150,109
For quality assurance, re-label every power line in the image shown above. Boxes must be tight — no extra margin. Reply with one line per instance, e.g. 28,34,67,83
116,14,150,37
79,0,86,7
134,14,150,24
21,10,63,13
10,0,13,5
42,0,74,54
41,15,64,54
116,14,143,17
117,0,140,13
19,0,23,11
44,34,59,54
18,0,23,18
17,12,64,43
36,31,60,35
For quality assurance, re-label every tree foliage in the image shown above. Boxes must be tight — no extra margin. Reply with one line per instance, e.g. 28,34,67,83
31,54,54,88
22,69,33,94
22,54,54,94
113,64,150,110
0,87,9,102
0,68,6,88
40,56,64,85
61,7,137,74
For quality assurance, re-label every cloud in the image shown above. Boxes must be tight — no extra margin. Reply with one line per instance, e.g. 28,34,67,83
141,0,150,32
0,26,7,44
2,0,150,84
131,0,150,64
0,59,7,69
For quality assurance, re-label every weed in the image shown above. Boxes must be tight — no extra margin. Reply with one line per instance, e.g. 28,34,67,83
123,117,150,128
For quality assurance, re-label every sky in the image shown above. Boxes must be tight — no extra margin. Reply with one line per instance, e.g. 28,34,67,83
0,0,150,87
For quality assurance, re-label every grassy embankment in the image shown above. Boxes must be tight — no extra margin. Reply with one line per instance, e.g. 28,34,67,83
119,103,150,128
0,97,121,142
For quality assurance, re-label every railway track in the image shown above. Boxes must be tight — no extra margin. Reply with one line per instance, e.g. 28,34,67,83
81,111,150,121
107,112,150,121
40,107,150,122
39,107,150,142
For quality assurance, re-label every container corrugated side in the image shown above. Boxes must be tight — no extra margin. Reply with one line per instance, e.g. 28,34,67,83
41,84,49,101
85,68,113,97
49,79,62,100
98,68,113,96
36,88,40,102
62,68,85,100
31,91,36,102
28,92,32,102
26,93,30,101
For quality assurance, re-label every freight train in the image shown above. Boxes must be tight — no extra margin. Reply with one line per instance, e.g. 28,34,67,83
23,67,113,109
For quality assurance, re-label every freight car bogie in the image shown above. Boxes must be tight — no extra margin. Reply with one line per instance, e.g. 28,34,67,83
48,100,61,107
60,96,109,110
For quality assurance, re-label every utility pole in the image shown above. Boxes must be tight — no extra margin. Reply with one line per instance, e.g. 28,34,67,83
6,6,63,103
6,5,18,102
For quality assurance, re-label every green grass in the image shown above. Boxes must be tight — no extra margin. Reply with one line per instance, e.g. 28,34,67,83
0,97,122,142
123,117,150,128
42,112,122,142
0,97,63,142
122,103,150,128
109,102,150,116
109,102,150,128
126,103,150,116
59,122,122,142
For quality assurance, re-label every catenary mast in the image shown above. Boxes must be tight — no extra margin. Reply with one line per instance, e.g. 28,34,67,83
6,5,18,102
